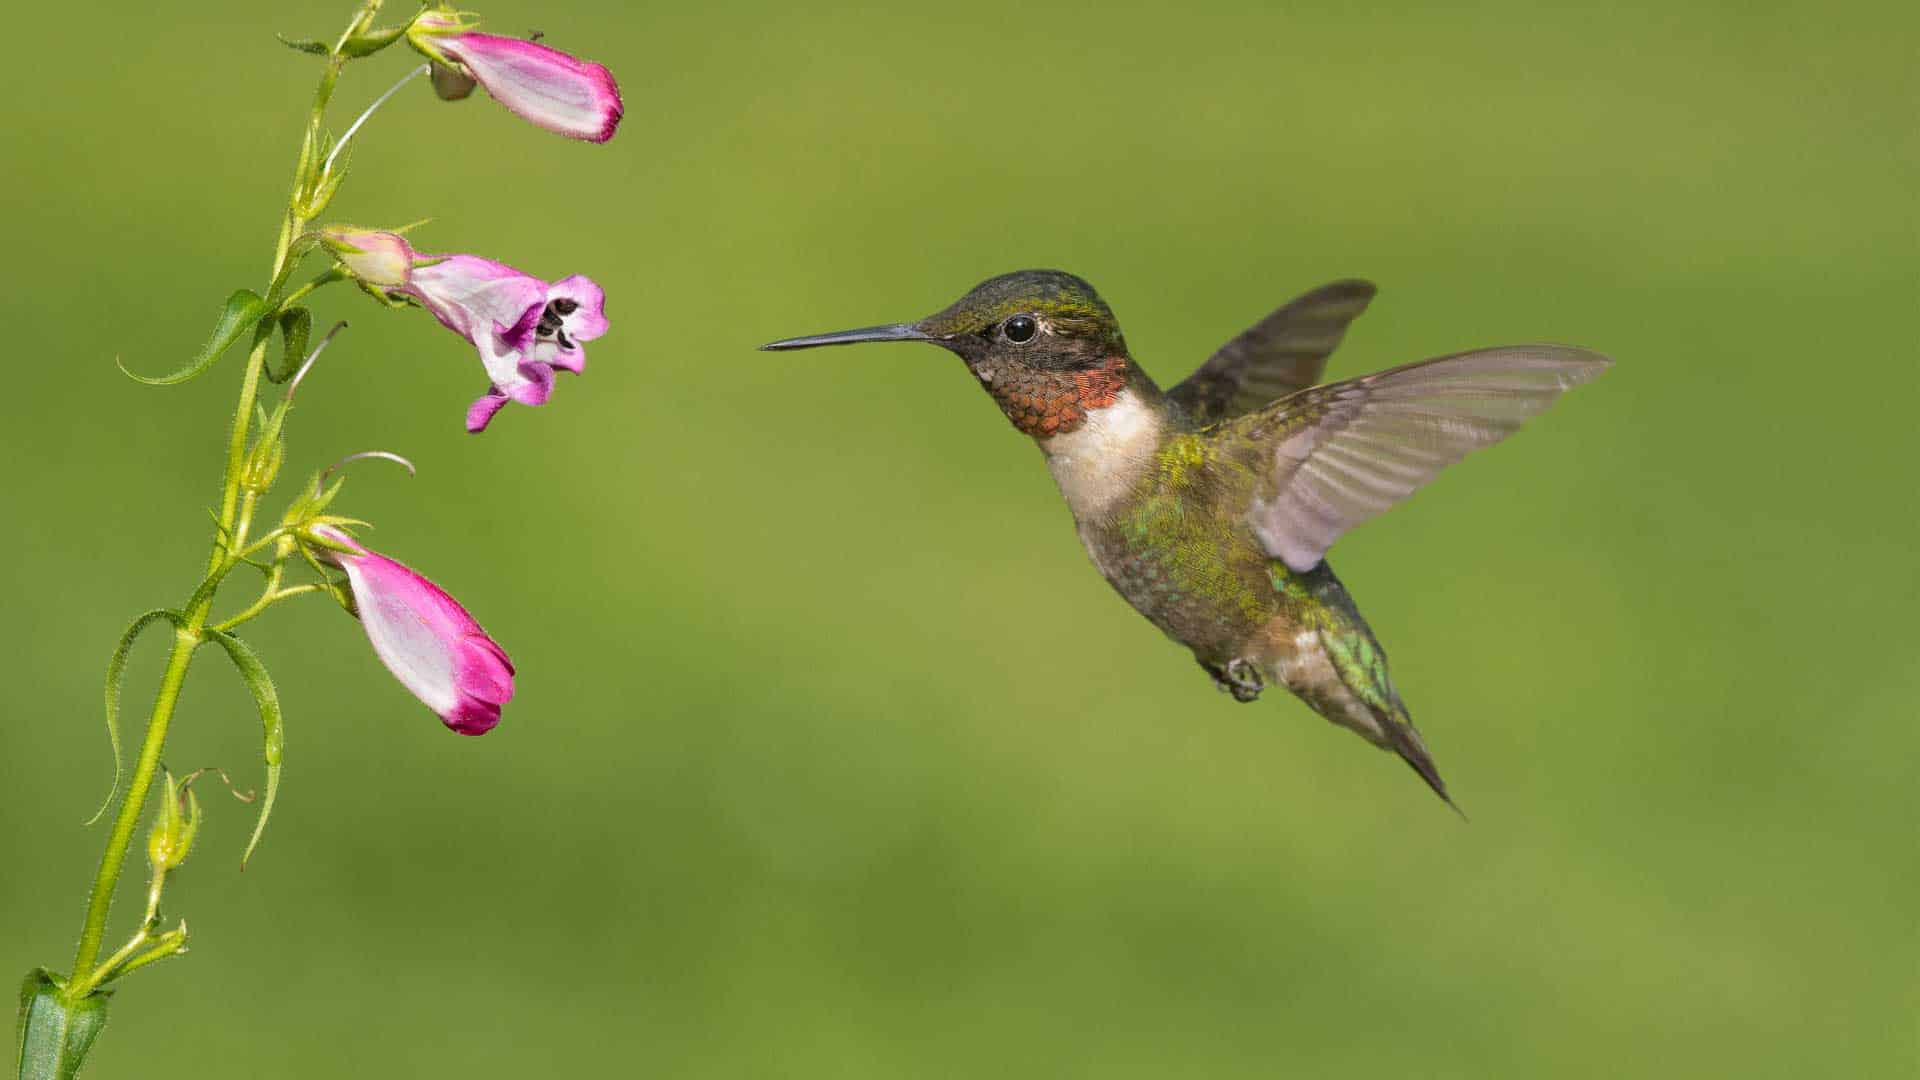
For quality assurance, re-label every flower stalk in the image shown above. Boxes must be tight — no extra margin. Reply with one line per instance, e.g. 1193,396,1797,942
22,1,622,1071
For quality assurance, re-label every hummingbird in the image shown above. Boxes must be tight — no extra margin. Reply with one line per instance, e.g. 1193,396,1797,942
762,272,1609,807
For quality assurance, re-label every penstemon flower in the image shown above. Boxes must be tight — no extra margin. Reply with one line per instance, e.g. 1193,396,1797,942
406,10,624,143
310,525,514,735
16,4,625,1074
321,226,610,432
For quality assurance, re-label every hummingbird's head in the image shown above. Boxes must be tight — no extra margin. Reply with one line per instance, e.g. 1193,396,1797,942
762,270,1149,438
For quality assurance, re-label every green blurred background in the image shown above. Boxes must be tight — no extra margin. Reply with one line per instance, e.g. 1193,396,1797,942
4,0,1915,1075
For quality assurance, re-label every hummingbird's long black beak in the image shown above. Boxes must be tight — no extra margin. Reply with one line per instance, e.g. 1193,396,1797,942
759,323,929,351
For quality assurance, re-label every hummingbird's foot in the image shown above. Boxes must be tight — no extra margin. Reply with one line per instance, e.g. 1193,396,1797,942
1205,658,1265,703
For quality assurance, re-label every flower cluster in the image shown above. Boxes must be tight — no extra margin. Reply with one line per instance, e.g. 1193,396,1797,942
209,3,622,735
282,6,623,730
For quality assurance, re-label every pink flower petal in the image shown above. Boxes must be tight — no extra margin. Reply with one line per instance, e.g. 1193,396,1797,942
406,255,548,346
441,32,624,143
317,529,515,734
504,361,555,405
466,391,510,433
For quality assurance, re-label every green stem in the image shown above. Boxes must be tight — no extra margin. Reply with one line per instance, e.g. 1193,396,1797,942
58,5,380,1000
211,567,284,634
77,872,165,996
210,340,272,569
65,620,198,990
280,269,342,309
98,931,187,985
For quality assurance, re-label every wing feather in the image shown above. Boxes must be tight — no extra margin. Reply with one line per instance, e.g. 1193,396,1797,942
1234,345,1611,571
1169,280,1378,424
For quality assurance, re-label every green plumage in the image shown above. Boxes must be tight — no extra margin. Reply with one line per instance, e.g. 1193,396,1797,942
1079,389,1452,803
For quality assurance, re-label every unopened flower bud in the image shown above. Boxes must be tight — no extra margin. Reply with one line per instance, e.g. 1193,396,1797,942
308,524,515,735
430,63,477,100
242,404,290,494
146,772,201,874
406,10,623,143
320,227,416,289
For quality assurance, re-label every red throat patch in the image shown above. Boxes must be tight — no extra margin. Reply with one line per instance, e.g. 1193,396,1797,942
984,356,1129,437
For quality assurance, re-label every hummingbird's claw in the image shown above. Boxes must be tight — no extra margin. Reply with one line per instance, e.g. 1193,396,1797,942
1204,658,1265,703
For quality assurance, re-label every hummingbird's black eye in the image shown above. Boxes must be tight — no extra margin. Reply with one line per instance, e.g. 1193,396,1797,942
1003,314,1038,344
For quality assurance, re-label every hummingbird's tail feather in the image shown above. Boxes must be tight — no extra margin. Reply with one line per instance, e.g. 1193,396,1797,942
1274,562,1463,814
1379,709,1466,820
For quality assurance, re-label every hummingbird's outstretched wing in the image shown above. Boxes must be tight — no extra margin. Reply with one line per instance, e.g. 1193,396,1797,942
1227,345,1611,572
1168,279,1378,425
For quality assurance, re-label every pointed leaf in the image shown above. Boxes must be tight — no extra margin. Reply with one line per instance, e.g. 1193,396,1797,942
15,970,110,1080
202,631,283,868
266,307,312,383
89,611,186,826
275,34,330,55
119,291,270,386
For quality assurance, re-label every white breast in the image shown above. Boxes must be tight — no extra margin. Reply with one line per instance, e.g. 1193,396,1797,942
1040,390,1163,522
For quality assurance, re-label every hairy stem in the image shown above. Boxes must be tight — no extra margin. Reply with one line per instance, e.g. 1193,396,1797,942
65,621,197,987
59,5,381,1000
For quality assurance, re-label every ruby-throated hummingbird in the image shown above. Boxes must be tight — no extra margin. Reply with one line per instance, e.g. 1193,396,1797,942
763,272,1609,807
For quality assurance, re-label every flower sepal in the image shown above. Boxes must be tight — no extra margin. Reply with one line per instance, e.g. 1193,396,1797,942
295,164,349,219
277,472,346,535
338,23,410,59
402,9,482,66
297,518,374,558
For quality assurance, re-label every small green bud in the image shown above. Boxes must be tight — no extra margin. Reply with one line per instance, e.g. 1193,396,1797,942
146,772,201,874
242,404,290,495
297,167,349,219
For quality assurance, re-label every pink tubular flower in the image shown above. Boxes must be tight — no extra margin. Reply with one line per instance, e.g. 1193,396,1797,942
408,12,623,143
313,526,514,735
320,227,609,433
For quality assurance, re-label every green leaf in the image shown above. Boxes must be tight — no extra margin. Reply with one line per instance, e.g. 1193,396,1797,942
202,631,283,869
275,33,330,55
118,290,270,386
88,611,186,826
15,970,110,1080
266,307,311,383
